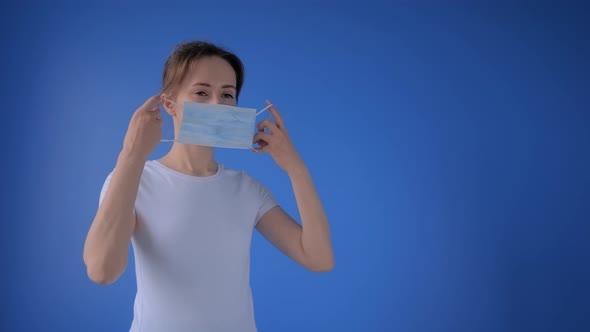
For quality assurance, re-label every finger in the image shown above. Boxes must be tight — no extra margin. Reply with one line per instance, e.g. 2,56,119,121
266,100,285,129
253,132,274,145
252,144,271,153
147,108,161,119
255,138,269,149
257,118,280,134
141,95,162,112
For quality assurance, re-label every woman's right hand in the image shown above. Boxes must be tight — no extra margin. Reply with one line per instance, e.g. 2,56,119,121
121,96,163,161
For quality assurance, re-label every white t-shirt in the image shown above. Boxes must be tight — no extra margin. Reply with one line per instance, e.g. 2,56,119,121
98,160,279,332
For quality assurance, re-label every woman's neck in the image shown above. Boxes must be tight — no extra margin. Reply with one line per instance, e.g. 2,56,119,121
158,144,218,177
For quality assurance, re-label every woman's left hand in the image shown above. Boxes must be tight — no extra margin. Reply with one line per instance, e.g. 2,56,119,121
253,101,305,174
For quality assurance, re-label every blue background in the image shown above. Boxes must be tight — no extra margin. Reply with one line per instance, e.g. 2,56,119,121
2,1,589,331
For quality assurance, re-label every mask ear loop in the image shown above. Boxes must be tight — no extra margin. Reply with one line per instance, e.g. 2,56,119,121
250,103,273,151
256,104,272,116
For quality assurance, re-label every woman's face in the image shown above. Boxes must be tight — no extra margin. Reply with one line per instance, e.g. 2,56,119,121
165,56,238,120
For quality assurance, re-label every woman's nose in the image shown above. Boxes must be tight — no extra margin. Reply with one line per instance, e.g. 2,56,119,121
209,96,221,104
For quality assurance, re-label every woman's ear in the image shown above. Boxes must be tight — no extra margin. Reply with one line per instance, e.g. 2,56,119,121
160,94,177,116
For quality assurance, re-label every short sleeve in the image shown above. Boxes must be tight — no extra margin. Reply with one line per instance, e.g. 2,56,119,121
253,178,279,226
98,171,114,207
98,170,137,216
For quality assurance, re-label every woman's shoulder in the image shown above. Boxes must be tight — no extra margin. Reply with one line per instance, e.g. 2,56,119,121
220,165,270,189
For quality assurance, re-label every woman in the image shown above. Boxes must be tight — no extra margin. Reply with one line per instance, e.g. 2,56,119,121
83,41,334,331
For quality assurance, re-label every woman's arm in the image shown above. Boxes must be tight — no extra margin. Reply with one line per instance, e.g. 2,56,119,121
253,101,334,272
83,153,142,284
83,96,162,284
256,164,334,272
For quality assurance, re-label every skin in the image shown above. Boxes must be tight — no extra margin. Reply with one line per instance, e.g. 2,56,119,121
83,56,334,285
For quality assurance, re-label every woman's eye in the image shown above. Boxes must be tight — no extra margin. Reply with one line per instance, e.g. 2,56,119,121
195,91,208,96
223,93,235,99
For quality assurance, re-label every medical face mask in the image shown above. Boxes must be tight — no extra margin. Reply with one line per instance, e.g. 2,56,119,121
161,99,271,149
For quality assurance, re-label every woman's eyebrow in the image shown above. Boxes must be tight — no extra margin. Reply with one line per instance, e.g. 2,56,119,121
192,82,236,90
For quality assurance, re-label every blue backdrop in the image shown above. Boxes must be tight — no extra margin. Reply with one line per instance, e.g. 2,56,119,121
2,1,589,331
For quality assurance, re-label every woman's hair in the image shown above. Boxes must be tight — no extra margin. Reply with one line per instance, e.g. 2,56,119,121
161,41,245,100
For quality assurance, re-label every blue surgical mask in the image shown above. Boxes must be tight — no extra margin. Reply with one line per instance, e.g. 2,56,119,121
161,99,271,149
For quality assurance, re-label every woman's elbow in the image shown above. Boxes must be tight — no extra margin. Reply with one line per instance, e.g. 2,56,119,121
87,267,116,285
84,254,124,285
307,257,335,273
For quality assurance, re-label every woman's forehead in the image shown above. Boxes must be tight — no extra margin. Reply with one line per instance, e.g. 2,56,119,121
183,57,236,87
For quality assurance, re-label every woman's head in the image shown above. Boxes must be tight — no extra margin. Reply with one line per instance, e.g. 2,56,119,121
160,41,245,109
